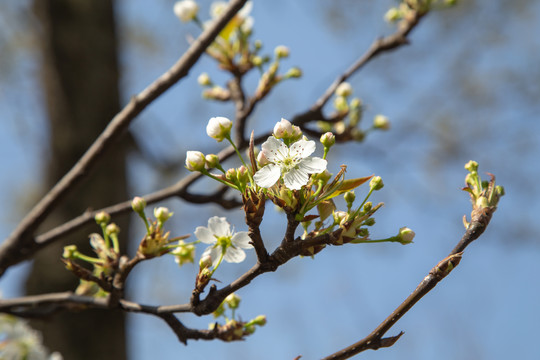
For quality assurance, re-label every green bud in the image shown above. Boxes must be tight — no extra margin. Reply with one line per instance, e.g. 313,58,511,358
131,196,146,213
197,72,212,86
285,67,302,78
95,211,111,225
252,315,267,326
495,185,505,197
274,45,290,59
344,191,355,207
105,223,120,236
335,82,353,97
397,227,415,245
384,7,402,23
154,207,173,223
364,218,375,226
225,293,241,309
373,114,390,130
320,132,336,148
333,96,348,111
63,245,78,259
205,154,220,170
369,176,384,191
464,160,479,172
363,201,372,212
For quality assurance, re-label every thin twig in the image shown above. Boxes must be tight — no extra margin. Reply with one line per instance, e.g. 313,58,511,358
321,206,497,360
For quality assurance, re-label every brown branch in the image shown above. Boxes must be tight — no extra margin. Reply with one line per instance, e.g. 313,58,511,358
0,0,248,276
321,205,497,360
295,9,425,125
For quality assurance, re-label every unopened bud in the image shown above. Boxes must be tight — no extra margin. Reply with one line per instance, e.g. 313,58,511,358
274,45,290,59
320,132,335,148
373,114,390,130
95,211,110,225
205,154,220,169
225,293,241,309
131,197,146,213
154,207,173,223
63,245,78,259
335,82,353,97
369,176,384,191
105,223,120,236
185,151,206,171
397,227,415,245
197,72,212,86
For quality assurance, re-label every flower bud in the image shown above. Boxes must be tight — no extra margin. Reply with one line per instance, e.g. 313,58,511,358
205,154,220,170
257,151,270,167
173,0,199,22
397,227,415,245
63,245,78,259
285,67,302,78
464,160,478,172
369,176,384,191
225,293,241,309
252,55,264,67
252,315,267,326
373,114,390,130
206,116,232,142
95,211,110,225
154,207,173,223
105,223,120,236
197,72,211,86
320,132,335,148
333,96,348,111
384,7,402,23
344,191,355,207
274,45,290,59
199,254,213,269
335,82,353,97
273,118,294,139
131,196,146,213
185,151,206,171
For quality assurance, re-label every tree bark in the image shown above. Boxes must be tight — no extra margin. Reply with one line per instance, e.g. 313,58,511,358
26,1,128,359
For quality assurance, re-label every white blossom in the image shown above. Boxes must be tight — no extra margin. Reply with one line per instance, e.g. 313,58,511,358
185,151,206,171
206,116,232,142
173,0,199,22
253,136,327,190
195,216,252,267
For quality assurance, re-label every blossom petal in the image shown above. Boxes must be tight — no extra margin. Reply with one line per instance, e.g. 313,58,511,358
207,216,230,237
231,232,252,249
297,157,327,174
224,246,246,263
202,246,222,268
283,167,309,190
289,139,315,159
254,164,281,188
194,226,216,244
261,136,287,162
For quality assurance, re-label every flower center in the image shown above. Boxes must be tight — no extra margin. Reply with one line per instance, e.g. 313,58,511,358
216,235,232,250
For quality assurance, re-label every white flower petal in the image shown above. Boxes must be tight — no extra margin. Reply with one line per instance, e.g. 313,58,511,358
289,139,315,158
231,232,252,249
283,167,309,190
224,246,246,263
261,136,287,162
202,246,223,268
207,216,230,237
194,226,216,244
297,157,327,174
254,164,281,188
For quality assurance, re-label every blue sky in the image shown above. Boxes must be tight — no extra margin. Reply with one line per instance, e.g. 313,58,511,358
1,1,540,359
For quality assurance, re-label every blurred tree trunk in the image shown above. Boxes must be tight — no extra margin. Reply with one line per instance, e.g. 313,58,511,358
26,1,128,359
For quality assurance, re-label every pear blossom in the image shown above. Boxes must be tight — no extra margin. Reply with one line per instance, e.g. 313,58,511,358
253,136,327,190
173,0,199,22
185,151,206,171
195,216,252,267
206,116,232,142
